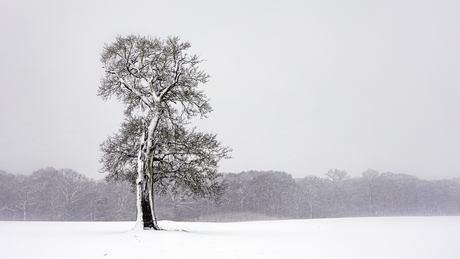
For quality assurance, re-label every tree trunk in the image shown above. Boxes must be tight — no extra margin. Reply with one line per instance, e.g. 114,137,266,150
134,131,160,230
141,174,155,228
149,175,159,229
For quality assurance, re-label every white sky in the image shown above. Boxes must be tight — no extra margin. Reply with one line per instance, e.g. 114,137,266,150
1,0,459,180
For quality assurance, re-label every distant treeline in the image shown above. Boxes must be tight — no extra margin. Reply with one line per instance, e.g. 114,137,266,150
160,170,460,221
0,168,135,221
1,168,460,221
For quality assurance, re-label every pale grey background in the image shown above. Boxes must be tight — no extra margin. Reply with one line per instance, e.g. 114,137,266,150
1,0,459,180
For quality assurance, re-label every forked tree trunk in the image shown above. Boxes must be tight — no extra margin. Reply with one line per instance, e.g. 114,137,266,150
135,162,160,230
134,133,160,230
141,175,155,228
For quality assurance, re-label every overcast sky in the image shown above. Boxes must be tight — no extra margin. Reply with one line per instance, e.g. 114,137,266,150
1,0,459,180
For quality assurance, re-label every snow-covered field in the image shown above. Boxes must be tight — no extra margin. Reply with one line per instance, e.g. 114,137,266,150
1,217,459,259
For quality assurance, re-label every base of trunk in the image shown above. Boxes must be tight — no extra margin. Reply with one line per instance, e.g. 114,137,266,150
141,180,160,230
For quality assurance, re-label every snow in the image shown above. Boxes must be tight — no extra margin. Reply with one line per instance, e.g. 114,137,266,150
1,217,459,259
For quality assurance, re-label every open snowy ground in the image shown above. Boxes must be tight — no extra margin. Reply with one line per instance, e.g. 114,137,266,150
1,217,459,259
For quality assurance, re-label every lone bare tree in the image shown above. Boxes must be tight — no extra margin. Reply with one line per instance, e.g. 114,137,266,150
98,35,231,230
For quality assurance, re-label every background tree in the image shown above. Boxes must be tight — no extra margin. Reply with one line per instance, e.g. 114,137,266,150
98,35,231,229
245,171,296,218
221,172,254,213
449,178,460,214
325,169,349,217
55,169,92,221
0,171,17,219
12,174,43,221
29,168,61,220
361,169,380,216
297,175,324,219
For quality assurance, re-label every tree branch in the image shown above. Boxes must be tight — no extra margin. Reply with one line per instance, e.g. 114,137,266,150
106,70,153,107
